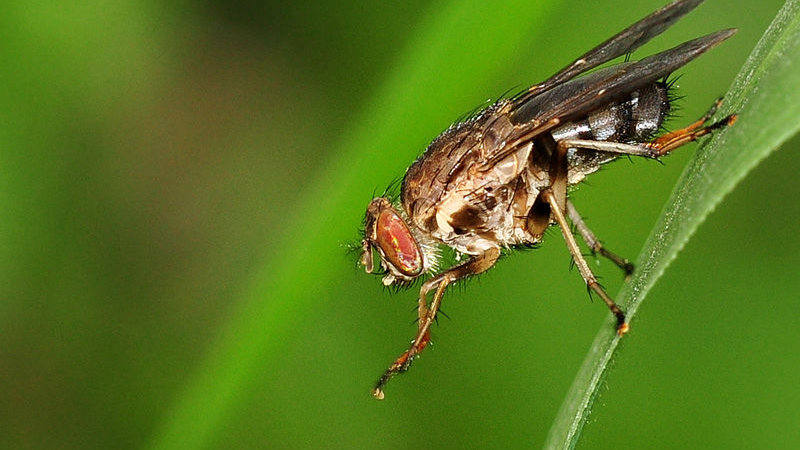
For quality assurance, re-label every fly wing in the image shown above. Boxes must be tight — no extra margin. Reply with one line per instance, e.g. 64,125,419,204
516,0,707,103
511,29,735,127
479,28,736,172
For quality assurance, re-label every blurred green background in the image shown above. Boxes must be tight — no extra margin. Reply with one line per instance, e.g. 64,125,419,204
1,0,796,449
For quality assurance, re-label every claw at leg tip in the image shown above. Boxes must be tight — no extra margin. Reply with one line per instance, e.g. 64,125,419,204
617,322,630,336
372,388,385,400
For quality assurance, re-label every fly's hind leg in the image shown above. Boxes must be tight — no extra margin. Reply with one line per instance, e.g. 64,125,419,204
372,247,500,400
645,98,736,157
567,200,634,279
557,99,737,159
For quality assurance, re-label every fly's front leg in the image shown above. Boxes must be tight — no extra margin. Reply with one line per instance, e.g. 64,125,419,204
372,247,500,400
542,189,629,335
566,200,634,279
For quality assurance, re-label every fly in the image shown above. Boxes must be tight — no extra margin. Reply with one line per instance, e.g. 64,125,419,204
360,0,737,399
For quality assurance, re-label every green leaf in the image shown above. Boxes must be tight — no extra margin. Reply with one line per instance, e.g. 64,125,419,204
543,1,800,449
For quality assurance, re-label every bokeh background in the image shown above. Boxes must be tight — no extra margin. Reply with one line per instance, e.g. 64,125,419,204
1,0,796,449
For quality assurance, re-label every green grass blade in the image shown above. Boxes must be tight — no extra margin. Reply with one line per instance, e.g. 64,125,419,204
142,1,560,449
543,1,800,449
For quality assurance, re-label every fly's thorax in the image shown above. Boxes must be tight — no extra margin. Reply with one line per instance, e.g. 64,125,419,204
362,197,439,286
400,101,516,227
399,100,540,253
425,159,542,254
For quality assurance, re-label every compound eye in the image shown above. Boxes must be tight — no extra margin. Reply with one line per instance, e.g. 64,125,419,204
374,207,423,278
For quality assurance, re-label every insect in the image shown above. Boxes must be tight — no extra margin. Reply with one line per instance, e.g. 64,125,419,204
360,0,736,399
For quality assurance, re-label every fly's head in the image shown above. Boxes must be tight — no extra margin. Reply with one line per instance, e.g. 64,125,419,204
361,197,427,286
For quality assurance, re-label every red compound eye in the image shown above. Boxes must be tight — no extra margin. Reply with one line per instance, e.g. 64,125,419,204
374,207,422,278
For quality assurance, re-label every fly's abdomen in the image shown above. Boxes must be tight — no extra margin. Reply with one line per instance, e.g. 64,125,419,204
552,81,670,144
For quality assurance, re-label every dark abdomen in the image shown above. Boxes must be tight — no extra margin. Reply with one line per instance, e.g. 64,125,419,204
550,81,671,179
552,81,670,144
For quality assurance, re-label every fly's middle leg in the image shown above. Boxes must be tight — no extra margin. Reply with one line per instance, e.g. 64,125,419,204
525,133,568,237
567,200,634,279
528,135,628,333
542,189,629,335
